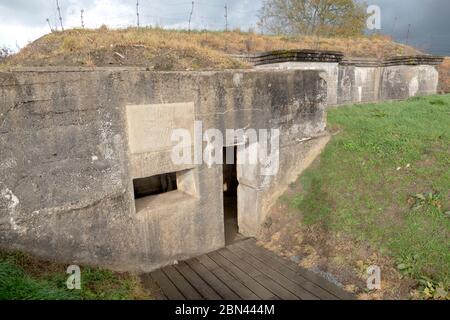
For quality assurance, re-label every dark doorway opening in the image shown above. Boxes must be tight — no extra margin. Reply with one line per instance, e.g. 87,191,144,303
223,146,239,245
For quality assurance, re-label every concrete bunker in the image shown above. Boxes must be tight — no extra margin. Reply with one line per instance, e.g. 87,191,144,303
0,51,443,273
0,67,329,272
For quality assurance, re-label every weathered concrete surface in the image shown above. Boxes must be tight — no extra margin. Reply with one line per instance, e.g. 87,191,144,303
248,51,443,106
380,65,439,101
338,59,381,104
0,67,327,272
126,102,195,154
256,62,339,106
338,60,439,105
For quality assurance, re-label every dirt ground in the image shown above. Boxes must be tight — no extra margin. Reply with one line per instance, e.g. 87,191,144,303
258,182,417,300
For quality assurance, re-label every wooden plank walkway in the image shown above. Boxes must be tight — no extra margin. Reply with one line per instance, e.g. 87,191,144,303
146,238,355,300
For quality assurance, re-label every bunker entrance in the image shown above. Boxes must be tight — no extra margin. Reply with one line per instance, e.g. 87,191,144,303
223,146,239,245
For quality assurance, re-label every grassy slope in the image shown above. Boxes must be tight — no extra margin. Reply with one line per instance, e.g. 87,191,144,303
439,57,450,93
0,251,152,300
267,95,450,299
2,27,421,70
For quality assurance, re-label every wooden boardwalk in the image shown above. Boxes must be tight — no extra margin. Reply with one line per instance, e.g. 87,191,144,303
145,238,354,300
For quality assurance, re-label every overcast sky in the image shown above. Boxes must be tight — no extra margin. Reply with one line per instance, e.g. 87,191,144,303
1,0,449,55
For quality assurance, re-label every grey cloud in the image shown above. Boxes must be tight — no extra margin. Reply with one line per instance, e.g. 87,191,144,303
362,0,450,54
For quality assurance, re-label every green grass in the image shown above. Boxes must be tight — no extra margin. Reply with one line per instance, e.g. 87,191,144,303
0,251,151,300
291,95,450,294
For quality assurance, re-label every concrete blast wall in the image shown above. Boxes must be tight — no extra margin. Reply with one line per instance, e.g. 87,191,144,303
252,51,443,106
0,68,328,272
257,62,339,106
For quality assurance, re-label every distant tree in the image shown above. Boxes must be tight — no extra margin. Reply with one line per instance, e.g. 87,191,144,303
0,46,12,63
258,0,367,37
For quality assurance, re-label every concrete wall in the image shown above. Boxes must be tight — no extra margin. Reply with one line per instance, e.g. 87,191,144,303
338,64,381,104
380,65,439,101
339,63,439,105
256,62,339,106
253,54,442,107
0,68,327,272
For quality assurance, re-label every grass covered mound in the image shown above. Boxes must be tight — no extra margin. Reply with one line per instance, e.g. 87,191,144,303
439,57,450,93
0,251,152,300
262,94,450,300
2,27,421,70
